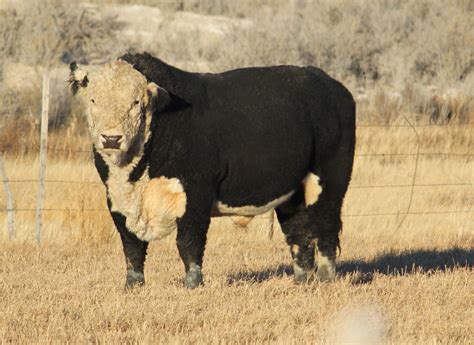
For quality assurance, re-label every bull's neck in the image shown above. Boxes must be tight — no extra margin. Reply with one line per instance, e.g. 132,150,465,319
100,144,144,170
96,142,150,186
120,53,203,104
145,60,192,95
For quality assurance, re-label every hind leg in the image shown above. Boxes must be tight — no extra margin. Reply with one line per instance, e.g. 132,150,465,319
276,189,315,283
309,195,340,282
301,172,336,282
310,126,355,281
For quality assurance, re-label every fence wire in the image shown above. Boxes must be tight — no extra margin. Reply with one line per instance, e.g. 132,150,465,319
1,123,472,223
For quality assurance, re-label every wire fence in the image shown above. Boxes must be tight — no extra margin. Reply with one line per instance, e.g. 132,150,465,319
0,122,472,240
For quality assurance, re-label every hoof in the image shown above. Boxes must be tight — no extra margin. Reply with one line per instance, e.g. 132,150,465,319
316,251,336,282
185,264,203,289
124,270,145,290
293,263,313,284
315,265,336,282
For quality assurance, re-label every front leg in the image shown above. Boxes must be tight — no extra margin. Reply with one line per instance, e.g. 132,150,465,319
110,210,148,289
176,187,212,289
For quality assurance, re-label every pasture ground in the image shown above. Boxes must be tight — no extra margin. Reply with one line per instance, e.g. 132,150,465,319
0,124,472,344
0,224,472,343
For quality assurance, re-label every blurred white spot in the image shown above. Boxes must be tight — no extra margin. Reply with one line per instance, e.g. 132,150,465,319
328,303,387,344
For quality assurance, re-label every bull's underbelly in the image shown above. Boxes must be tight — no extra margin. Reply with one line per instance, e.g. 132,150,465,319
213,191,294,216
107,167,321,242
108,177,287,242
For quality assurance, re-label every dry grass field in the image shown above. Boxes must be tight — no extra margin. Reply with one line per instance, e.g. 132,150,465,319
1,0,473,343
1,122,472,344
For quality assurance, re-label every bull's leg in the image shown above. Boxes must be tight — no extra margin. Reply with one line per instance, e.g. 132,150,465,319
308,198,340,282
309,125,354,282
110,211,148,289
176,187,213,289
289,233,316,284
276,189,316,283
176,215,210,289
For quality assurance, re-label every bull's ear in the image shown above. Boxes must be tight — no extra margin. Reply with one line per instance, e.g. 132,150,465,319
68,62,89,95
146,82,171,110
146,82,160,98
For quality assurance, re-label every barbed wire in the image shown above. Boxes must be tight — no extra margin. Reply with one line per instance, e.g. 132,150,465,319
4,148,473,157
3,179,102,184
343,210,473,217
3,118,471,126
1,180,471,189
0,123,472,224
356,123,473,127
355,152,472,157
348,183,471,189
1,208,472,217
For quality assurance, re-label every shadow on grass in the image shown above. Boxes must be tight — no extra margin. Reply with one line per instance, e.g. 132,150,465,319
226,247,472,285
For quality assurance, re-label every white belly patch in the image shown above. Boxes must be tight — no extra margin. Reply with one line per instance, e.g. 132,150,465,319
216,191,294,216
107,166,186,242
215,172,322,217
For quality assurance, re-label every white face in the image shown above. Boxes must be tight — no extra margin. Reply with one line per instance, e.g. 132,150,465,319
70,60,159,156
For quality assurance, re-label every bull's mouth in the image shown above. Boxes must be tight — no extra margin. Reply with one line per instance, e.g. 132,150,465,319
103,141,122,150
99,134,125,151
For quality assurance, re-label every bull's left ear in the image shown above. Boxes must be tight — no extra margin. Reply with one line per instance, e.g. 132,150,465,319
68,62,89,95
146,82,160,98
146,82,171,110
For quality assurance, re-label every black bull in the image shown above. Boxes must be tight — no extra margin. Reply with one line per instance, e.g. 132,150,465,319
74,52,355,288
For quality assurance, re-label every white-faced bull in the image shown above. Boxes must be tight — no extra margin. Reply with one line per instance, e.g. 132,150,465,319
69,53,356,289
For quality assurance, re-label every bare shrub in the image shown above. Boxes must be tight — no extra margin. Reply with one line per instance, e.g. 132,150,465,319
358,83,473,125
0,0,472,148
362,88,403,125
0,0,121,66
0,1,120,150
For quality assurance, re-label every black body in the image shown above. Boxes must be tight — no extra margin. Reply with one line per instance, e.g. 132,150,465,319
94,53,356,288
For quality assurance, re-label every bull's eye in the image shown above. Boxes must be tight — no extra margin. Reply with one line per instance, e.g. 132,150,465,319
90,99,95,104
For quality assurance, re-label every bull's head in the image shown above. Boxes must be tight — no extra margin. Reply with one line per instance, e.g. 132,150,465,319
69,60,167,160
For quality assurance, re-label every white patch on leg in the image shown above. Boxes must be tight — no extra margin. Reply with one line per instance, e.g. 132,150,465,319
303,172,322,207
293,262,306,278
316,250,336,281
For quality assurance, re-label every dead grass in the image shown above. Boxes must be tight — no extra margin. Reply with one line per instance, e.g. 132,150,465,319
0,120,472,343
0,226,472,343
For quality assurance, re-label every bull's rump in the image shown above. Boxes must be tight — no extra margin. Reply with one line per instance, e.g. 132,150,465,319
201,66,344,208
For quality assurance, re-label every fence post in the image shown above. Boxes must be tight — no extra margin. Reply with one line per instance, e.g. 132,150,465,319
0,152,15,240
35,67,50,245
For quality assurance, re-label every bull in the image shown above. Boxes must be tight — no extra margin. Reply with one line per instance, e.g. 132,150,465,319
69,52,355,289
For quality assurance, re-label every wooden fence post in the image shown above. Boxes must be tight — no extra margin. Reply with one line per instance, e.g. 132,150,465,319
0,152,15,240
35,67,50,245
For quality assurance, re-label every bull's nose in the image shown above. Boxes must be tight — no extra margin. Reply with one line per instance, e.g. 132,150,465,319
100,134,123,149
